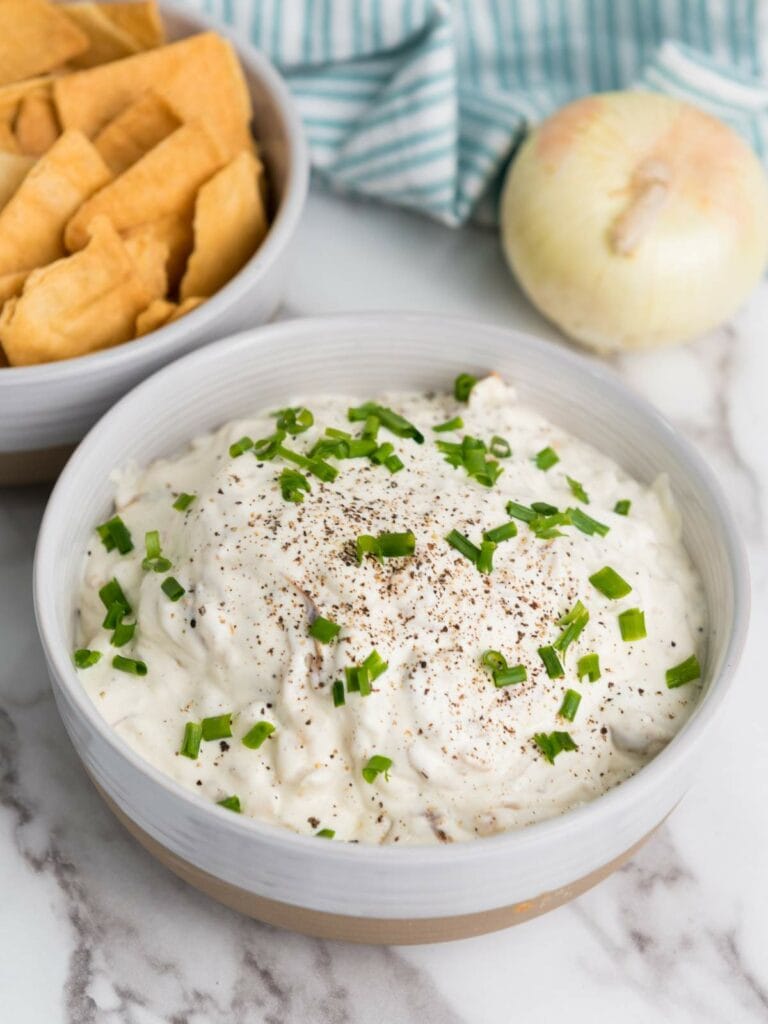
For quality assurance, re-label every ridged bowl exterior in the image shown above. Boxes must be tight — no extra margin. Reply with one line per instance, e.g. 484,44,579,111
34,314,749,933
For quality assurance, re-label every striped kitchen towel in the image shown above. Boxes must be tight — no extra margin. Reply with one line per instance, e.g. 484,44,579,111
184,0,768,226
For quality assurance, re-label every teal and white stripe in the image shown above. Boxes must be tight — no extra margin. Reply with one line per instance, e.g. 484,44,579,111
183,0,768,225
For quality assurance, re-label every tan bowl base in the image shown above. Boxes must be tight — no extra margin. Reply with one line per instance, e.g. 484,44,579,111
97,784,658,944
0,445,73,486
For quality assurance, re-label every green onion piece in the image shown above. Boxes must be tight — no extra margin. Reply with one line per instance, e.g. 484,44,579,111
161,576,185,602
362,414,380,439
537,645,565,678
345,438,377,458
554,600,590,653
385,454,404,473
378,531,416,558
445,529,480,565
279,467,311,504
369,441,394,464
531,501,558,515
142,529,172,573
332,679,346,707
614,499,632,516
344,665,365,694
112,655,147,676
309,616,341,644
276,444,310,470
437,435,503,488
489,435,511,458
577,653,601,682
529,511,571,539
666,654,702,689
534,446,559,471
96,515,134,555
110,620,136,647
362,754,393,784
201,713,232,741
217,795,241,813
483,521,518,544
229,435,254,458
102,602,125,630
559,688,582,722
477,539,496,574
73,648,101,669
618,608,647,642
568,507,610,537
172,492,196,511
481,649,507,672
454,373,477,402
315,828,335,838
362,649,388,681
325,427,351,440
275,406,314,435
307,457,339,483
589,565,632,599
253,431,285,460
242,721,276,749
506,500,537,523
433,416,464,433
356,534,381,564
180,721,202,758
566,476,590,503
99,578,131,615
532,730,578,765
348,403,424,444
493,664,527,687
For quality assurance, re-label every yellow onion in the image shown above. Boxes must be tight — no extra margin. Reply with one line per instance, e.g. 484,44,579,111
500,91,768,352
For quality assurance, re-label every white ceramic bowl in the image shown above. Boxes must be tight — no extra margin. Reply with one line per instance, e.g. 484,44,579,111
0,1,308,485
34,314,749,944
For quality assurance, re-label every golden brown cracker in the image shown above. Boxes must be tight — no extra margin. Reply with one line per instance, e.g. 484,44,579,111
135,293,203,337
0,0,90,86
123,211,194,291
14,94,60,156
0,269,28,304
122,224,168,298
98,1,164,50
62,3,142,69
93,90,180,174
0,151,35,208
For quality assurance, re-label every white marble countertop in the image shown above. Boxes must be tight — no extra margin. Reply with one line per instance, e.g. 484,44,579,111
2,187,767,1024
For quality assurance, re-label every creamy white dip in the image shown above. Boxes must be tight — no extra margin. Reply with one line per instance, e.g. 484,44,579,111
75,377,706,844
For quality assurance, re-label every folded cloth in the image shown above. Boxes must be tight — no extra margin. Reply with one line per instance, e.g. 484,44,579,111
184,0,768,225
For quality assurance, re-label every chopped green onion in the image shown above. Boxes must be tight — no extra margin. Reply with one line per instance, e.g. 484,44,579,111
666,654,702,689
142,530,171,573
229,435,253,458
533,730,578,764
481,650,507,672
325,427,351,441
445,529,480,565
161,576,185,602
554,601,590,653
489,435,511,458
180,721,202,758
96,515,134,554
454,373,477,402
217,795,241,813
437,435,503,487
110,620,136,647
332,679,346,707
537,645,565,678
577,653,601,682
316,828,335,838
493,664,527,687
362,649,388,681
618,608,647,642
102,602,126,630
362,755,393,784
529,511,571,539
534,446,559,471
279,467,311,503
307,457,338,483
566,476,590,503
348,403,424,444
275,406,314,435
201,713,232,741
345,664,368,695
385,454,404,473
369,441,394,464
362,414,380,439
253,431,285,460
112,655,147,676
99,578,131,616
559,688,582,722
356,531,416,563
356,534,381,564
309,616,341,644
345,438,378,458
483,521,518,544
433,416,464,433
531,501,558,515
476,540,496,574
172,492,196,512
73,648,101,669
506,500,537,524
568,507,610,537
614,499,632,516
242,721,275,749
589,565,632,599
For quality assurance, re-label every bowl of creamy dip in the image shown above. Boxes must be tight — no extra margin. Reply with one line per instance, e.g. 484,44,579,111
34,313,749,943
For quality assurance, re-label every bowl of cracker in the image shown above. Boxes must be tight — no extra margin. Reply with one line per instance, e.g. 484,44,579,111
0,0,308,484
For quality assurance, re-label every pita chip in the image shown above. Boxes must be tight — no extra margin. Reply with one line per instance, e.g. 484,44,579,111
93,90,180,174
14,94,60,156
98,1,164,50
0,152,35,208
0,269,28,304
0,0,90,86
135,293,202,336
62,3,142,69
123,225,168,299
122,212,194,290
0,121,19,153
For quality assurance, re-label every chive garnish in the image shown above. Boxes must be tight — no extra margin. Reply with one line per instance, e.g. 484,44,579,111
553,601,589,653
537,645,565,678
529,511,571,539
74,648,101,669
481,651,527,688
112,655,147,676
454,373,477,402
559,688,582,722
180,721,202,758
201,713,232,741
437,436,503,487
666,654,701,689
483,521,518,543
102,602,126,630
506,500,537,524
275,406,314,435
96,515,134,554
279,467,311,503
309,616,341,643
316,828,335,838
356,531,416,564
229,436,254,458
172,493,196,511
433,416,464,433
534,446,559,471
218,795,241,812
161,577,185,602
345,665,367,695
362,755,393,784
253,431,285,459
344,439,377,459
566,476,589,503
369,441,394,464
385,454,404,473
242,721,275,749
618,608,647,641
577,653,601,682
110,620,136,647
531,501,558,515
362,414,380,439
99,578,131,617
332,679,346,707
489,435,511,458
142,530,171,573
614,499,631,516
568,507,610,537
476,540,496,574
348,403,424,444
363,649,388,680
445,529,480,565
589,566,632,599
533,731,578,764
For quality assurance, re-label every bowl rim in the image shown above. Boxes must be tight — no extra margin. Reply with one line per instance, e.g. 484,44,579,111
33,312,751,867
0,0,309,386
